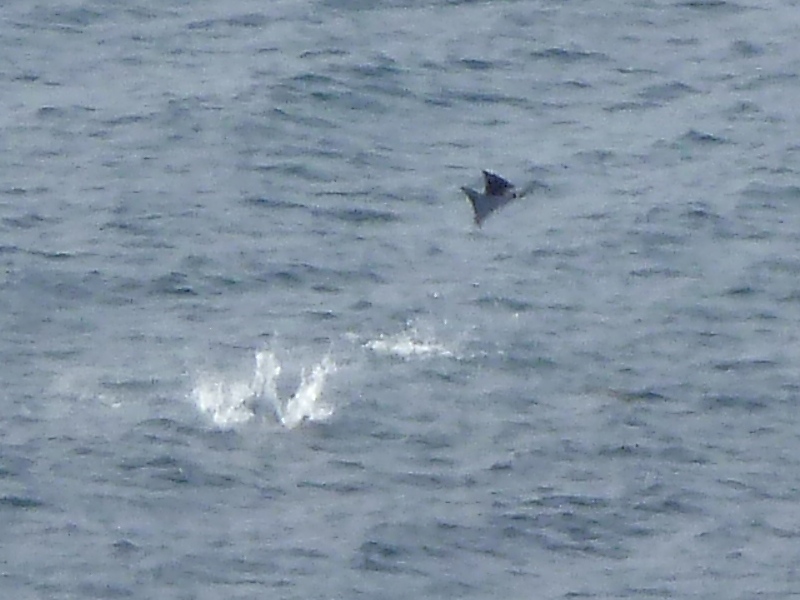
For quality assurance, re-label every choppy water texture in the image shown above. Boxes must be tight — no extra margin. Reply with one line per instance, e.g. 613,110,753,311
3,0,800,598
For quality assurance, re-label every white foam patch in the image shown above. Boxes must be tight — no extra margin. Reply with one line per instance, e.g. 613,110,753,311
363,325,456,359
191,350,335,430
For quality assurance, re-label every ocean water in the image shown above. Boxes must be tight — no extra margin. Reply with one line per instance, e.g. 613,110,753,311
3,0,800,597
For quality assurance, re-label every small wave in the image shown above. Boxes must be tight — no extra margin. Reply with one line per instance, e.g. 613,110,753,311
676,129,729,146
677,0,745,13
311,205,399,225
638,81,698,103
530,47,609,64
191,350,335,430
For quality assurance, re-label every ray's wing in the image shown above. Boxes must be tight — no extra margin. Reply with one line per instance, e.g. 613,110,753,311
482,170,515,196
462,186,515,227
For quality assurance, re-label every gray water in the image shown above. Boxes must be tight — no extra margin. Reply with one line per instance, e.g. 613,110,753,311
3,0,800,598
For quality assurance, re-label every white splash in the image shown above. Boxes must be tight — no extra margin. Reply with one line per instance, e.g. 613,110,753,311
192,377,256,428
191,350,335,430
278,354,336,429
363,326,455,359
251,350,282,407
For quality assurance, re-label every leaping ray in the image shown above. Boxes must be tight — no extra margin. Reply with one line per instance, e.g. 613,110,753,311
461,170,522,227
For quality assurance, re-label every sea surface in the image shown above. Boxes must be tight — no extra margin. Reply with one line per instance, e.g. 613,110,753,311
2,0,800,598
